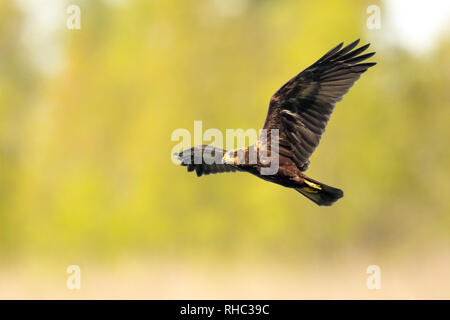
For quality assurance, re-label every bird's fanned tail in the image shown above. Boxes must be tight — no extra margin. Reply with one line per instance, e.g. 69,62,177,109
295,177,344,206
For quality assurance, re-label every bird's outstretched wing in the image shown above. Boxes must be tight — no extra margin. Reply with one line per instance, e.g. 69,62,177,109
262,39,376,171
176,145,239,177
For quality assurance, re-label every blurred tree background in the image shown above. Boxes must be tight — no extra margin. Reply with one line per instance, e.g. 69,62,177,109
0,0,449,297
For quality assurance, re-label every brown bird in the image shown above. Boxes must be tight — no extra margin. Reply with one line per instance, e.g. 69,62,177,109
176,39,376,206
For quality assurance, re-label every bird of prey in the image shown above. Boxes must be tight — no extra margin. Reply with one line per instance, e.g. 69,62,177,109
176,39,376,206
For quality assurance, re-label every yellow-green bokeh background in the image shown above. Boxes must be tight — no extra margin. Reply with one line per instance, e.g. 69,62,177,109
1,0,450,298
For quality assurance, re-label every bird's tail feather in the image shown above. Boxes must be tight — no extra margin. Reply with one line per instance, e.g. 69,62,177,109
295,177,343,206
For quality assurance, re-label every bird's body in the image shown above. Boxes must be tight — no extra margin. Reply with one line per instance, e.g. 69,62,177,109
176,40,376,206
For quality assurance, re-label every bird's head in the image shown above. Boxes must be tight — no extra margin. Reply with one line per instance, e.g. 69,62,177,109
222,148,249,165
222,150,238,165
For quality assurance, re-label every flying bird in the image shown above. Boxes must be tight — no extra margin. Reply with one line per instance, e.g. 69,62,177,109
176,39,376,206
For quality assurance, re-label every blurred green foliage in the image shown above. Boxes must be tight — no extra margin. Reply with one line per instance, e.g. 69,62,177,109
0,0,449,264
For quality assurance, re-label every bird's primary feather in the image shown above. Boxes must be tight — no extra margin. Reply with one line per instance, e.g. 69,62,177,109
176,145,239,177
